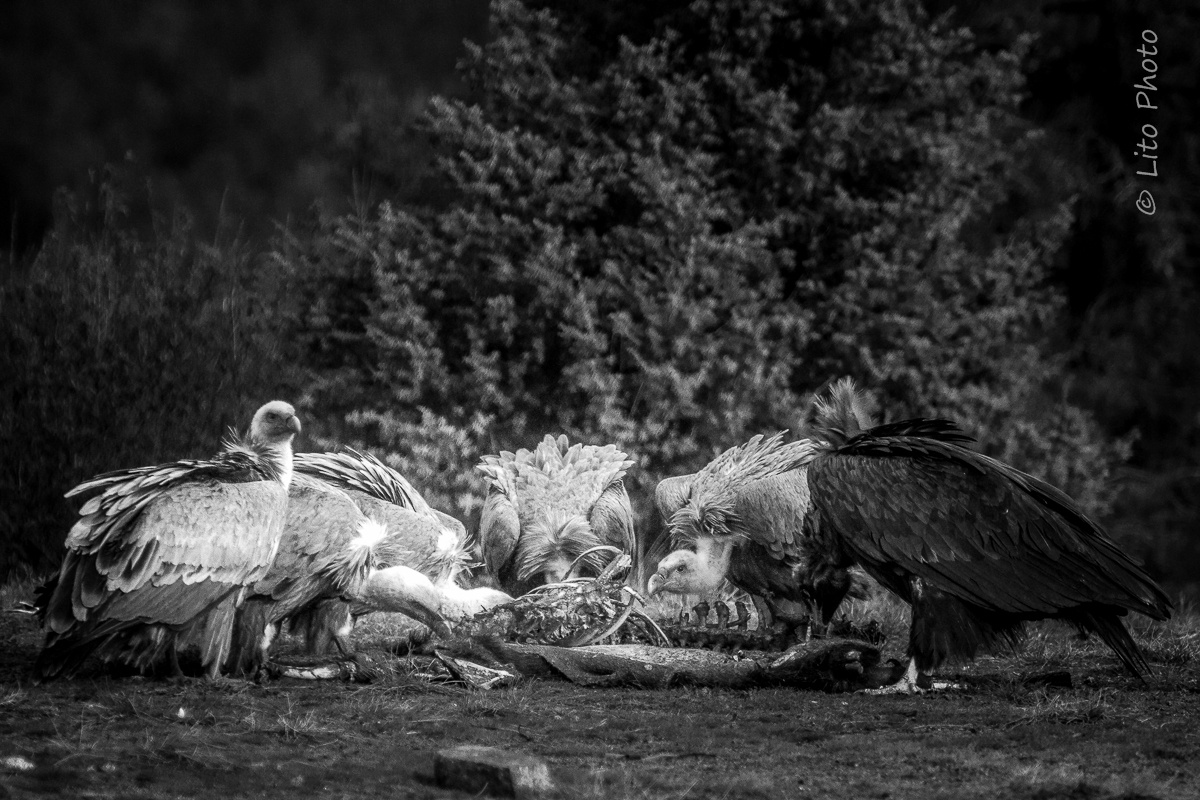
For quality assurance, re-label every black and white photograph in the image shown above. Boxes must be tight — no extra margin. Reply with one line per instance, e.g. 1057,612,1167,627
1,1,1197,797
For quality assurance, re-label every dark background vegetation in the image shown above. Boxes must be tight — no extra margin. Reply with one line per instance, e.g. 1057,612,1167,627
1,0,1196,594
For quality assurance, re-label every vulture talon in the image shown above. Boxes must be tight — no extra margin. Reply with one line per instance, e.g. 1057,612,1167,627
692,601,710,627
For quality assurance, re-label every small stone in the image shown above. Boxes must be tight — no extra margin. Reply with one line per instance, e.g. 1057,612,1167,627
0,756,34,773
435,745,553,798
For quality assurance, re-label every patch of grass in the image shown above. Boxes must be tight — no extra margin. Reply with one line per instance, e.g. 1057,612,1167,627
1007,688,1118,728
1007,762,1181,800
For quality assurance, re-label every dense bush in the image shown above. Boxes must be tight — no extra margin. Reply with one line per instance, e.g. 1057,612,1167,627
280,0,1128,536
0,166,293,578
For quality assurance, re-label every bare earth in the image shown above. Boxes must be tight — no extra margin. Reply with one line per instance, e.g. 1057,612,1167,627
2,605,1198,800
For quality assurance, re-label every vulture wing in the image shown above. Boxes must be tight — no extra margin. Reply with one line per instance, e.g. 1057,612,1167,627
587,478,636,563
48,452,285,634
669,433,818,544
297,450,469,584
480,435,634,530
294,449,430,514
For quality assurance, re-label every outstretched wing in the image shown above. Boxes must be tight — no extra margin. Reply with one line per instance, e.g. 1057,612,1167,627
807,427,1173,621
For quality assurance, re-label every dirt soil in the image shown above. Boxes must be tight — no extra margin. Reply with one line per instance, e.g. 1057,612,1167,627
2,608,1198,800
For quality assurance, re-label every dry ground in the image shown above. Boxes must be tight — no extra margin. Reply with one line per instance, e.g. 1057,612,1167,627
2,583,1198,800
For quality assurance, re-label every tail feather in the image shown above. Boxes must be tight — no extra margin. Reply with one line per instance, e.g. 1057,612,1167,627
34,619,146,681
1074,609,1152,680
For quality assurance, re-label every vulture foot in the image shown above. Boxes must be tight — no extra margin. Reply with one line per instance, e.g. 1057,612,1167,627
860,659,963,695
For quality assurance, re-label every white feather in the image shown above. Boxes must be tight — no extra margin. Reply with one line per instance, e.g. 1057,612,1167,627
351,518,388,551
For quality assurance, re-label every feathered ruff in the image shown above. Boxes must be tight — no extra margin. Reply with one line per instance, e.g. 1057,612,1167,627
294,449,427,513
807,377,876,444
670,433,818,545
515,512,608,583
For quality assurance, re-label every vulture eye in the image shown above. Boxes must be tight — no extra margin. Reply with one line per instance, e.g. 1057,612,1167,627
675,564,685,573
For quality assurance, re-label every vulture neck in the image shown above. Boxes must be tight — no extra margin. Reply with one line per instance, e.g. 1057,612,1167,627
693,537,736,593
261,440,294,490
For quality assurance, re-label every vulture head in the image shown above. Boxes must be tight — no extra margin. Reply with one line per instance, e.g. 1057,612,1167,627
647,543,729,597
250,400,302,443
245,400,302,486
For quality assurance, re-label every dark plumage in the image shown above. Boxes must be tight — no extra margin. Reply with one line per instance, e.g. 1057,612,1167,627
477,435,635,596
36,401,301,680
651,379,1173,688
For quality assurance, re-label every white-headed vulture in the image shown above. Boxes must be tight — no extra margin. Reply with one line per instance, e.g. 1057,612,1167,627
36,401,301,680
649,380,1173,690
477,435,635,596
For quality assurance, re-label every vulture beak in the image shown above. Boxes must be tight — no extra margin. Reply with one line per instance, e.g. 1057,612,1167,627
286,414,302,435
390,597,453,639
647,572,665,597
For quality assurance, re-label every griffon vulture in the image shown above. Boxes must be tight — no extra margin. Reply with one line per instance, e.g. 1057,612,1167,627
225,471,454,676
273,449,511,657
35,401,300,680
477,435,635,596
649,387,874,632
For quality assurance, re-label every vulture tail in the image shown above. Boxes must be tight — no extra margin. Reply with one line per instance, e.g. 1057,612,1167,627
33,619,143,681
1074,609,1152,680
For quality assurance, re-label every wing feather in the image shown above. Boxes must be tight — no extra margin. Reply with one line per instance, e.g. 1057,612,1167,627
809,442,1172,620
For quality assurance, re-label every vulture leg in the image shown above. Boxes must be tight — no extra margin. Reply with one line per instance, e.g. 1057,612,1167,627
164,646,185,679
302,599,354,655
352,566,453,638
692,601,710,626
712,601,730,629
750,595,774,632
733,601,751,630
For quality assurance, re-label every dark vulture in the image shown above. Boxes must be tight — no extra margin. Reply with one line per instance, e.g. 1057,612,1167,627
35,401,301,680
477,435,635,596
649,379,1173,690
263,449,512,659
